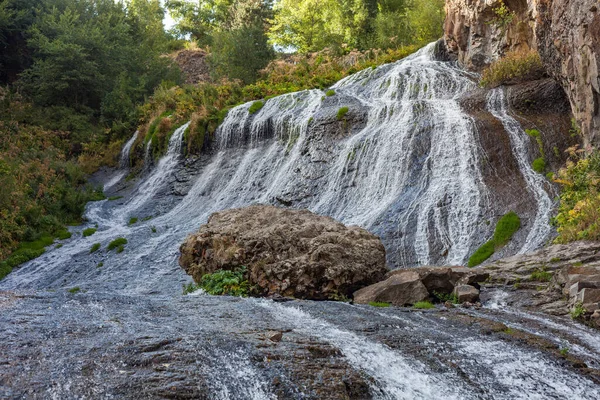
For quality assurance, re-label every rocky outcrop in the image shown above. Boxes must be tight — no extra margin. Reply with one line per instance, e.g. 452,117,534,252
482,241,600,324
353,266,489,306
172,49,210,85
179,205,387,300
444,0,600,147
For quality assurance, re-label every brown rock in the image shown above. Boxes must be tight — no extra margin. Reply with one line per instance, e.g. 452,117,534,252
453,285,480,304
179,205,387,300
353,271,429,306
267,331,283,343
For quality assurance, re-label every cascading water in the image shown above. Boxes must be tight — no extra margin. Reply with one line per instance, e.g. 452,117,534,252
486,89,555,253
2,43,599,398
103,130,138,191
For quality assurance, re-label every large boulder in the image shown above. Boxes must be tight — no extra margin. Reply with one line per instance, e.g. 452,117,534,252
179,205,387,300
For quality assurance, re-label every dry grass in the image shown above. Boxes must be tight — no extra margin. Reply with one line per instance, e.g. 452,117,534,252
480,50,545,88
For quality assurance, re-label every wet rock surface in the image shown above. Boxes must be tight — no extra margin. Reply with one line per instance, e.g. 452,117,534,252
179,205,387,300
354,266,488,306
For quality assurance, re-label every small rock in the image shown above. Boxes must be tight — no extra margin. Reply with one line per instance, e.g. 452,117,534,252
453,285,480,303
353,271,429,306
268,331,283,343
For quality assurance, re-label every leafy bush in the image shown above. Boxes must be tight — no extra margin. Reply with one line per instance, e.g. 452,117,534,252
413,301,435,309
468,212,521,267
90,243,101,253
248,101,264,115
532,157,546,174
337,107,349,120
554,148,600,243
199,267,249,297
432,291,459,304
107,238,128,251
480,50,545,88
570,302,586,319
83,228,97,237
530,269,552,282
368,301,391,308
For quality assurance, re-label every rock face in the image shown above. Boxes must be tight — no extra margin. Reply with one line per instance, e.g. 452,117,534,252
444,0,600,147
353,266,489,306
482,241,600,318
179,205,387,300
172,49,210,85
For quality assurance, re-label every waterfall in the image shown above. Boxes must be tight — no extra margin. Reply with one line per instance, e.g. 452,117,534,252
103,130,139,191
486,88,555,252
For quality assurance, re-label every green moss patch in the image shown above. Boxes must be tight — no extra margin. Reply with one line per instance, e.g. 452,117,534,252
468,212,521,267
83,228,97,237
248,101,264,115
337,106,349,120
107,238,128,251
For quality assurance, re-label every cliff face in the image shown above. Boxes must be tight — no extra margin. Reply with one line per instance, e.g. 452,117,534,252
444,0,600,148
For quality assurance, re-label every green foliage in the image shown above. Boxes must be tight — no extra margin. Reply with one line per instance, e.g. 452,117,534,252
560,347,570,356
488,0,515,30
116,245,125,253
108,196,123,201
151,226,157,233
248,101,265,114
182,282,200,295
337,106,349,120
268,0,443,52
128,217,139,226
55,229,72,240
368,301,391,308
326,90,336,97
432,291,459,304
107,237,128,251
570,302,586,319
530,267,552,282
90,243,101,253
83,228,97,237
68,287,81,294
468,212,521,267
532,157,546,174
413,301,435,309
209,24,274,84
97,262,104,268
480,50,545,88
199,267,250,297
554,148,600,243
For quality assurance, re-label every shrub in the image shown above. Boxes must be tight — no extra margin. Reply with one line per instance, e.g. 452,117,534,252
532,157,546,174
55,229,72,240
480,50,545,88
432,291,459,304
413,301,435,309
530,268,552,282
368,301,391,307
570,302,586,319
554,148,600,243
83,228,97,237
337,107,349,120
107,238,128,251
248,101,264,115
90,243,101,253
326,89,336,96
128,217,138,225
199,267,249,297
468,212,521,267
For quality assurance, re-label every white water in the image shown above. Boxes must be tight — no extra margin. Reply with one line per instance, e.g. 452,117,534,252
258,300,469,400
103,130,138,191
486,89,555,252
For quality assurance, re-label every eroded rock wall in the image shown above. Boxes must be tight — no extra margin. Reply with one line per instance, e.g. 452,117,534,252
444,0,600,147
